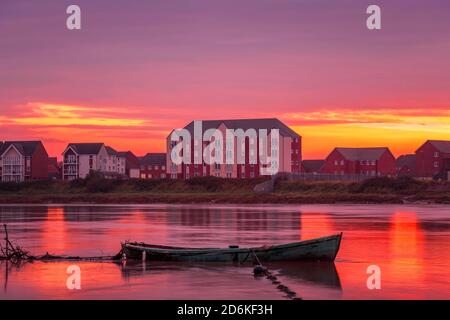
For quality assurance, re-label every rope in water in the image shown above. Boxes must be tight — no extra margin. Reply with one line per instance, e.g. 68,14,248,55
251,250,301,300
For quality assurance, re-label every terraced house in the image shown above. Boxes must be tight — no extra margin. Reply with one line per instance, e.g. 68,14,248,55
166,118,302,179
320,147,396,177
139,153,167,179
0,141,48,182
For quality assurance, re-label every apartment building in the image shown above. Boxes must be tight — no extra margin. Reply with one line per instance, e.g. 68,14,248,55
166,118,302,179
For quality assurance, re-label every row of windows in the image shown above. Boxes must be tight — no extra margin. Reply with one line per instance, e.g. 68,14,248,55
140,165,166,171
333,171,378,176
140,173,167,179
334,160,377,166
2,175,23,182
2,156,22,165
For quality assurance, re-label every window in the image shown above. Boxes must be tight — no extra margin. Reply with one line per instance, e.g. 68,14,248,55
161,173,166,179
226,172,232,178
434,161,439,168
194,172,199,177
371,160,376,165
250,172,255,178
334,160,338,165
340,160,344,165
155,165,159,170
434,152,439,158
162,166,166,170
67,154,76,163
140,173,146,179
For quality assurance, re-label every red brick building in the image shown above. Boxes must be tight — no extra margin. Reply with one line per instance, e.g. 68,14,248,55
167,118,301,179
0,141,49,182
396,154,416,177
320,147,396,177
415,140,450,180
139,153,167,179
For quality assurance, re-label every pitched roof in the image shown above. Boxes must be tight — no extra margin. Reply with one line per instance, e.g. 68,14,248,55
66,143,104,155
428,140,450,153
139,153,166,166
334,147,391,161
396,154,416,168
105,146,118,156
1,141,43,156
117,151,140,168
181,118,300,138
302,160,325,172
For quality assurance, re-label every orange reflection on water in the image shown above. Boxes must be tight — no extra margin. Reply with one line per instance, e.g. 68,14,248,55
387,212,425,292
41,207,67,254
300,212,334,240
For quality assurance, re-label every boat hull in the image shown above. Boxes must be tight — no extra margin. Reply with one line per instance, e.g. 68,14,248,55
121,233,342,262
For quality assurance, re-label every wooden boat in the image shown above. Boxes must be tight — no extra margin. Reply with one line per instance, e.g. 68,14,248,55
121,233,342,262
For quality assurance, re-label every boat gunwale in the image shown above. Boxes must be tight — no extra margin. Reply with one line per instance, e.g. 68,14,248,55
123,233,342,255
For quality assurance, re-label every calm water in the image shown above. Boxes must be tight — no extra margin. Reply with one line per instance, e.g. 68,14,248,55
0,204,449,300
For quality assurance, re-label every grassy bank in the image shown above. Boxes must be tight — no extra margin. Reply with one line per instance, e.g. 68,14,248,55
0,175,449,204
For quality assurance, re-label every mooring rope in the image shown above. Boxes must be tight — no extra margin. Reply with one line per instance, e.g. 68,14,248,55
251,249,301,300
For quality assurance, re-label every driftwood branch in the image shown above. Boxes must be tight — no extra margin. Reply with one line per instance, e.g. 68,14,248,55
1,224,33,262
1,224,120,262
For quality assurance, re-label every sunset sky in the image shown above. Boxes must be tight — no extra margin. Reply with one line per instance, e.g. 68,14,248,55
1,0,449,159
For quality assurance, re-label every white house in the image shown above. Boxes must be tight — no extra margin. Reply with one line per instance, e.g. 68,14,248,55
62,143,108,180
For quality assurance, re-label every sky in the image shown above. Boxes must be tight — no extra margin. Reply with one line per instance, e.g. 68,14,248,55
1,0,449,159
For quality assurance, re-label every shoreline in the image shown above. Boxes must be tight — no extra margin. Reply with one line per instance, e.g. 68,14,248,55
0,192,448,205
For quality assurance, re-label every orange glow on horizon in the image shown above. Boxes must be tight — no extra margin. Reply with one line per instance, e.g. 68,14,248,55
1,102,449,159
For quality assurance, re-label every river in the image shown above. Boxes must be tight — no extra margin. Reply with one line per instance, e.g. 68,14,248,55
0,204,449,299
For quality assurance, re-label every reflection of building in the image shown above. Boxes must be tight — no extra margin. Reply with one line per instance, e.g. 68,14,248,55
0,141,49,182
416,140,450,180
167,118,302,179
321,147,396,176
139,153,167,179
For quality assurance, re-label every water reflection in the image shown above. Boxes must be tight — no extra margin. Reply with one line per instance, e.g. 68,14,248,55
0,204,449,299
